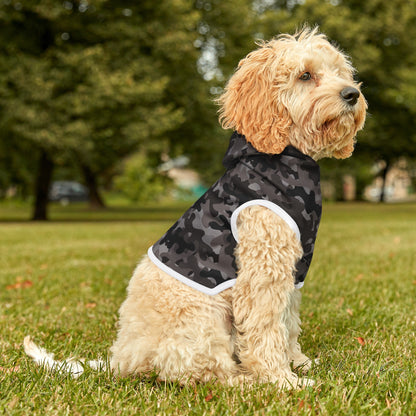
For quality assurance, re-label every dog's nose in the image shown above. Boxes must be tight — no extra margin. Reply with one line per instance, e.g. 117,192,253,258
340,87,360,106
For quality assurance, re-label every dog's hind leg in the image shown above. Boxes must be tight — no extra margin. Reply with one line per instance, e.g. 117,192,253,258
151,293,241,385
110,258,241,384
232,205,314,388
147,282,244,385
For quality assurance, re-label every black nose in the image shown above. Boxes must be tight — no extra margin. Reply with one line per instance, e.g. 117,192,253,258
340,87,360,106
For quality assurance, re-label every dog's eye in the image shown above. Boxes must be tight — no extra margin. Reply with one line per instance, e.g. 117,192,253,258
299,72,312,81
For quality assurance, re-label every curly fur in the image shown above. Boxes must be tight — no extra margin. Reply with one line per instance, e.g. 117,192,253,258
25,27,366,389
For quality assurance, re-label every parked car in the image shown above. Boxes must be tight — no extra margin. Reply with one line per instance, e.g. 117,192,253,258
49,181,89,205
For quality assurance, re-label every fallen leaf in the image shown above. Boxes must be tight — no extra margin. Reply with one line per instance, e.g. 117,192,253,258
204,390,213,402
85,302,97,309
346,308,353,316
6,280,33,290
412,280,416,285
6,284,17,290
354,274,364,281
355,337,366,346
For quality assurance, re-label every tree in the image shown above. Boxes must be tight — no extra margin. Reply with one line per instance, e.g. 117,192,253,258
0,1,196,219
0,0,259,217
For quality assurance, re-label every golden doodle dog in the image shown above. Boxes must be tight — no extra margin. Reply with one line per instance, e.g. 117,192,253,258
25,28,366,388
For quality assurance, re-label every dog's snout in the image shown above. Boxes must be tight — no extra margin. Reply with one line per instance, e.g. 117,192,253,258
340,87,360,106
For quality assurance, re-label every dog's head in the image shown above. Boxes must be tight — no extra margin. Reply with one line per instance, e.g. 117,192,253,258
218,27,367,160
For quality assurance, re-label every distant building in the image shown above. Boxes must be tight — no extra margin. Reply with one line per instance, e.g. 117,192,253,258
364,159,414,202
159,156,207,199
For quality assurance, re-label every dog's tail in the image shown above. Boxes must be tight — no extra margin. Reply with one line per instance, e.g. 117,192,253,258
23,336,106,378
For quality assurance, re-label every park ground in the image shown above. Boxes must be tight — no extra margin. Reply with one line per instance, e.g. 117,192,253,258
0,201,415,415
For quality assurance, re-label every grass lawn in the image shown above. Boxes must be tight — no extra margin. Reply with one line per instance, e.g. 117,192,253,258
0,202,415,415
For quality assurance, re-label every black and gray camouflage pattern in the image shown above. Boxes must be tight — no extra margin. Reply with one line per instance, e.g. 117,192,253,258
150,132,322,292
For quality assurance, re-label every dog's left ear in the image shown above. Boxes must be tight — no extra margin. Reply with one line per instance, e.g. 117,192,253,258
218,44,292,154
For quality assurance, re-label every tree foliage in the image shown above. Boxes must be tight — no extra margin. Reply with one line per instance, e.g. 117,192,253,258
0,0,198,217
114,152,170,203
0,0,256,217
1,0,416,212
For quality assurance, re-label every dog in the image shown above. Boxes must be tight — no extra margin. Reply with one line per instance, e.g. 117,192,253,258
25,27,366,388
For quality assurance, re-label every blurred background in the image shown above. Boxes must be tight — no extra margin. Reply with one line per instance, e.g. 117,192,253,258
0,0,415,220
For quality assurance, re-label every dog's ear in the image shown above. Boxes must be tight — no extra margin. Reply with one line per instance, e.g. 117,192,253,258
218,45,291,154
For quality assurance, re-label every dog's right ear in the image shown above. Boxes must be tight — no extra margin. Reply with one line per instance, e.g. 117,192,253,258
217,45,292,155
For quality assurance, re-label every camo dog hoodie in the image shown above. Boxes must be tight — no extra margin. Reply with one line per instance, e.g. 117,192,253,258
148,132,322,295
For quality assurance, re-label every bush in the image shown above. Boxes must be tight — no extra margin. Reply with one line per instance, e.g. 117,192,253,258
114,153,171,202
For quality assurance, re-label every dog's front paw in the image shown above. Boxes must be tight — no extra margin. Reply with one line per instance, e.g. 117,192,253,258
293,355,319,373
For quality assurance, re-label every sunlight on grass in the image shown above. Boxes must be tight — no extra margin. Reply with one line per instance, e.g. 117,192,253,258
1,202,415,415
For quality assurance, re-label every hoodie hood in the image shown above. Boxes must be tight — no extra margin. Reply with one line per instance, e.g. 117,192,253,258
222,132,260,169
222,132,318,174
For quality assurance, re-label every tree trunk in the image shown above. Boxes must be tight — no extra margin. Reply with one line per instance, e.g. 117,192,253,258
32,150,54,221
379,160,390,203
80,163,106,209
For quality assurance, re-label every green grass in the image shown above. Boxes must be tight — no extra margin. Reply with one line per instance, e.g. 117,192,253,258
1,202,415,415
